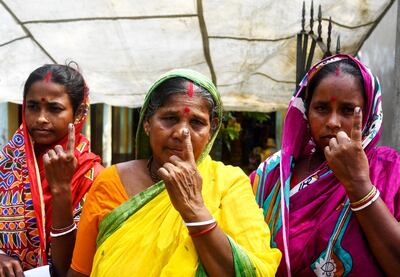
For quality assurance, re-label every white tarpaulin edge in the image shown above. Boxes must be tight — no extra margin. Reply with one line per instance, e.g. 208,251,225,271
0,0,394,112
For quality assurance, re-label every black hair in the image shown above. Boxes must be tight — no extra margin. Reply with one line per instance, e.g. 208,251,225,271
305,58,365,111
144,77,219,132
23,62,87,115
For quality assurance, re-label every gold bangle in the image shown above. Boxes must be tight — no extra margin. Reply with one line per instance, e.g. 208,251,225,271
351,190,380,212
350,185,376,207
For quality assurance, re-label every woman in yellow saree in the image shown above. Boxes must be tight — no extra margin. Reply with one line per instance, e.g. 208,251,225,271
70,69,281,276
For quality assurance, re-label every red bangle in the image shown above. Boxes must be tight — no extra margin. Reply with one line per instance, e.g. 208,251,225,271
189,222,218,238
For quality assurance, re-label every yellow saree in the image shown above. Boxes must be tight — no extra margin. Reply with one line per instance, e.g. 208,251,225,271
89,69,280,276
91,156,281,276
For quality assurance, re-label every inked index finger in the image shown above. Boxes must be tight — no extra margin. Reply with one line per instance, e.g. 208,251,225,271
67,123,76,154
351,107,363,142
182,128,195,163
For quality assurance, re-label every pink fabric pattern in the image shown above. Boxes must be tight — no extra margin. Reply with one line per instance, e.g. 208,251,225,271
251,54,400,276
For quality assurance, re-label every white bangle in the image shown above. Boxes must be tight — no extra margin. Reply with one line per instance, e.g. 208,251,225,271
50,223,77,237
0,249,5,255
351,190,380,212
183,218,216,227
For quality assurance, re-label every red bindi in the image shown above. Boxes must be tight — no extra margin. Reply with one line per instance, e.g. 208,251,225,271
330,96,337,102
44,71,52,83
40,98,45,102
184,107,191,113
335,66,341,77
187,82,194,98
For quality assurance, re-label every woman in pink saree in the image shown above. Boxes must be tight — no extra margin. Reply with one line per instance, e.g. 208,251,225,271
251,54,400,276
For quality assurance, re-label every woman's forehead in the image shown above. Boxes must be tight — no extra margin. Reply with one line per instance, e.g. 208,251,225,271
161,93,209,110
313,74,363,95
26,80,68,100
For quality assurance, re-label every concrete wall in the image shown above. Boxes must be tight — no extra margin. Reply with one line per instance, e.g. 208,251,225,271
358,0,398,147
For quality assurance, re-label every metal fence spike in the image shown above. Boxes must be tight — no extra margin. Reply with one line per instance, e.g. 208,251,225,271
317,5,322,41
310,0,314,33
336,35,341,54
302,1,305,32
326,17,332,56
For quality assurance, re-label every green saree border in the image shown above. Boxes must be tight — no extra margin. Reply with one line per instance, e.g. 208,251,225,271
195,236,256,277
96,68,224,266
96,181,165,247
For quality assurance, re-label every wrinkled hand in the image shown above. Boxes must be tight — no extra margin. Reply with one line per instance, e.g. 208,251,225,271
0,254,24,277
324,107,371,191
43,123,77,194
157,128,208,222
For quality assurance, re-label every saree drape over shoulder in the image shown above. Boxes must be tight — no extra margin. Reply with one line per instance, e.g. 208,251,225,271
0,95,102,270
251,54,400,277
73,69,281,276
86,156,280,276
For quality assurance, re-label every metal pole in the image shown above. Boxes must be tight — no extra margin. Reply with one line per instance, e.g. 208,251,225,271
391,0,400,150
0,103,8,146
103,104,112,167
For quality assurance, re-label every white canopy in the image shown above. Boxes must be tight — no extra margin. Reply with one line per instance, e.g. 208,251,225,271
0,0,394,112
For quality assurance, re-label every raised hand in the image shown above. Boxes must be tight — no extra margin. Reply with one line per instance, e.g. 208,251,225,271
157,128,210,222
324,107,371,194
43,123,77,195
0,253,24,277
